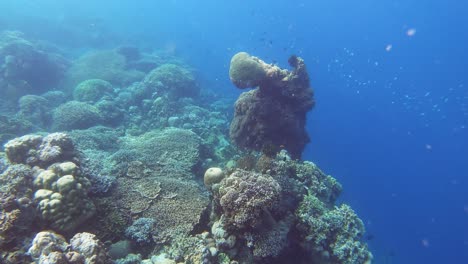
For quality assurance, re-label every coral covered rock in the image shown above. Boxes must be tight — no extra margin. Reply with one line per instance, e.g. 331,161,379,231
229,52,314,158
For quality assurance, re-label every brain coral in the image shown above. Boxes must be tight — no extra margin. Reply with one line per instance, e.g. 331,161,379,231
215,169,281,229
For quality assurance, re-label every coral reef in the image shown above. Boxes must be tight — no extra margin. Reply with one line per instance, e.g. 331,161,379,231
229,52,315,158
0,36,373,264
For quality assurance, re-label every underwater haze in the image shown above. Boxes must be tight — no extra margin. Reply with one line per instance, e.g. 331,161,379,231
0,0,467,263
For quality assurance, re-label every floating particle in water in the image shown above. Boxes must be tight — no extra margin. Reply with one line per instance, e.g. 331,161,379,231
464,205,468,214
421,239,430,248
425,144,432,150
386,44,392,52
407,28,417,37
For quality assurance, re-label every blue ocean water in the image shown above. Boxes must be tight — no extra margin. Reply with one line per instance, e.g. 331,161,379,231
1,0,467,263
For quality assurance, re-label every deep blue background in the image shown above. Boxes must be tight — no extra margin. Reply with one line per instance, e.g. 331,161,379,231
1,0,467,263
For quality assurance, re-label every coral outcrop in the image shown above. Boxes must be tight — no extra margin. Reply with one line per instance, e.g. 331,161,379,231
229,52,315,158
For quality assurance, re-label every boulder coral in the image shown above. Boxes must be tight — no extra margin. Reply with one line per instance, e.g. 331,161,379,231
33,161,95,232
229,52,315,159
143,63,199,100
52,101,102,131
73,79,113,103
